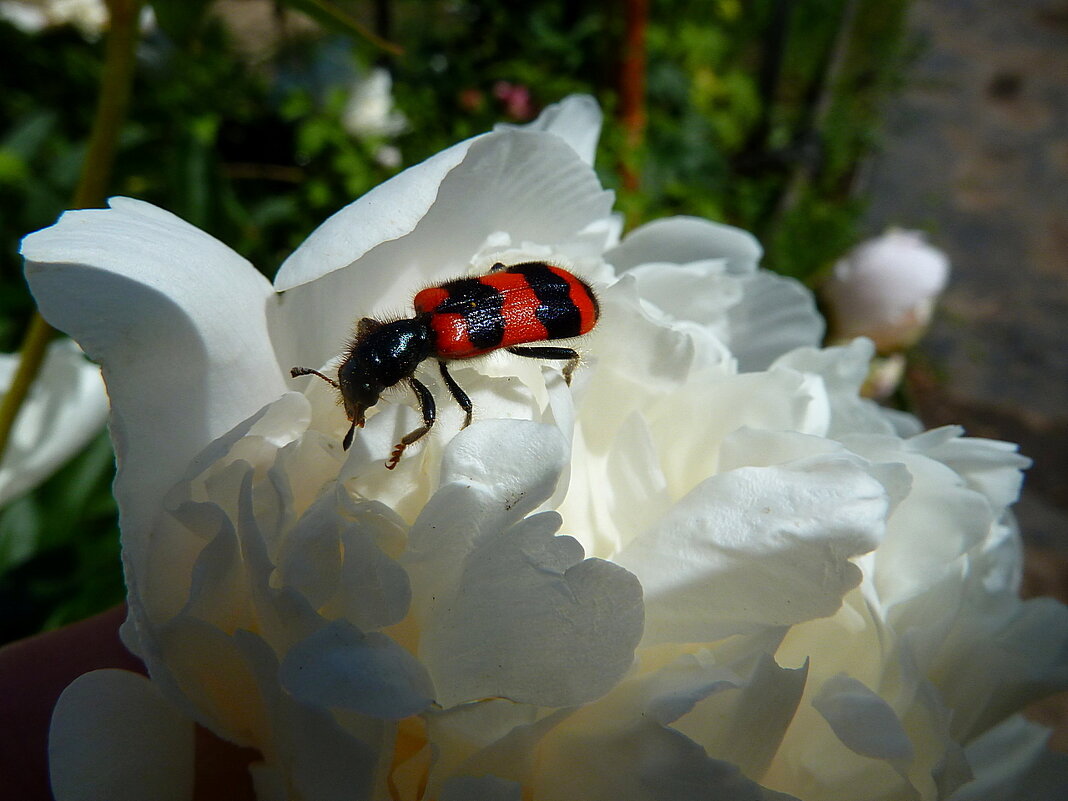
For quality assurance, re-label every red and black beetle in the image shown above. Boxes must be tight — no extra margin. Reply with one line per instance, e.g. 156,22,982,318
291,261,599,468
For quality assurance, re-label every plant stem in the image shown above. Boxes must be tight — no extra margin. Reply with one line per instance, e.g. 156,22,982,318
301,0,404,57
618,0,649,195
0,0,143,466
75,0,144,209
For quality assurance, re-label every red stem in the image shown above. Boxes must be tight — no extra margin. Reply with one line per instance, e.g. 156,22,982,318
618,0,649,193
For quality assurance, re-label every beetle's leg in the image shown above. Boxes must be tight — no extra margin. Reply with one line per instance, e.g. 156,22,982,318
506,346,581,385
386,377,437,470
438,361,473,428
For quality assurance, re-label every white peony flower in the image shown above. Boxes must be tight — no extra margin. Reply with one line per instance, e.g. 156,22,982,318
0,0,154,37
373,143,403,170
0,338,108,507
341,67,409,139
822,229,951,352
23,97,1068,801
0,0,106,37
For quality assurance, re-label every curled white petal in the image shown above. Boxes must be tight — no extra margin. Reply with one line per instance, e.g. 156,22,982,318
497,93,603,166
22,197,283,590
606,216,762,275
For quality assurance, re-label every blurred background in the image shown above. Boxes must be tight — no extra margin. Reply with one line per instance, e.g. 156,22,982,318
0,0,1065,650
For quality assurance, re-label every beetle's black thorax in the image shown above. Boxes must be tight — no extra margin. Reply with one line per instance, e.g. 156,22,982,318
350,316,433,389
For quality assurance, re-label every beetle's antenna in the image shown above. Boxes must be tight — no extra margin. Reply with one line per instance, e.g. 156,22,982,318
291,366,339,388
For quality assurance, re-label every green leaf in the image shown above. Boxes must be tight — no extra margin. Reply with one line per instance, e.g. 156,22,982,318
3,110,57,158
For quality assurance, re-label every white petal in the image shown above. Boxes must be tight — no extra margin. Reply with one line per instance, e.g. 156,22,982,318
531,651,800,800
330,521,412,630
606,216,762,275
0,338,107,506
812,674,913,761
626,259,740,327
406,419,572,602
279,619,434,719
621,261,742,369
438,417,569,512
718,427,847,471
772,341,895,438
424,698,542,786
591,275,703,393
440,775,523,801
50,669,194,801
674,653,809,780
404,419,642,710
21,198,284,575
646,368,834,507
845,437,1002,605
156,616,271,745
180,506,253,634
275,134,476,291
497,93,602,165
132,394,314,636
233,628,384,801
906,426,1029,515
774,339,872,388
727,272,825,372
617,454,888,644
274,491,349,609
273,704,380,801
924,594,1068,744
560,410,672,558
949,716,1068,801
535,709,798,801
271,129,614,375
421,510,644,708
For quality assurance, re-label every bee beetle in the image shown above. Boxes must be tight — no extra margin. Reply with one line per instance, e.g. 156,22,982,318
291,261,599,469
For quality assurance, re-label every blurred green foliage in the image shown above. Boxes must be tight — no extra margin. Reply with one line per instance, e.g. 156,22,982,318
0,0,912,643
0,432,120,641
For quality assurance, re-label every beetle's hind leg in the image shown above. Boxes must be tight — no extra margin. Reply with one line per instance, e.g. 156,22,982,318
506,345,581,385
438,361,473,428
386,378,437,470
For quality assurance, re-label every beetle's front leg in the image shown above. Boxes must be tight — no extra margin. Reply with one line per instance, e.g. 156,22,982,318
386,377,437,469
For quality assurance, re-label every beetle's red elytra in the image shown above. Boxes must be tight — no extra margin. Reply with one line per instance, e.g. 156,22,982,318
291,261,599,469
414,263,598,358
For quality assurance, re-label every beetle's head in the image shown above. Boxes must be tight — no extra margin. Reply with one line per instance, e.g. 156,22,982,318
337,356,383,431
289,359,381,451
